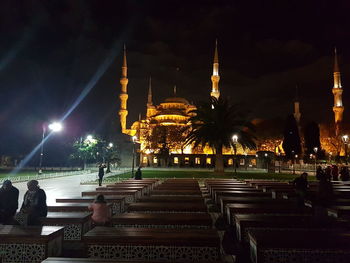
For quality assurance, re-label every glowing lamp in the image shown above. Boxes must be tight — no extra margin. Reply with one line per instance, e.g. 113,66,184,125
48,122,63,132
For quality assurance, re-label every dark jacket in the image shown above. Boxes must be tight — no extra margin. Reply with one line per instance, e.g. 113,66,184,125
98,167,105,178
21,188,48,217
293,177,308,192
134,169,142,180
0,186,19,216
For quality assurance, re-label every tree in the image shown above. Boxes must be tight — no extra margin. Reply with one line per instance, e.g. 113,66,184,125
185,97,256,173
70,135,120,170
103,143,120,173
304,121,322,156
70,136,99,169
143,125,189,166
282,115,301,159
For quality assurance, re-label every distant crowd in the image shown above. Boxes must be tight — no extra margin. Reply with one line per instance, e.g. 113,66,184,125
316,165,349,181
292,164,350,209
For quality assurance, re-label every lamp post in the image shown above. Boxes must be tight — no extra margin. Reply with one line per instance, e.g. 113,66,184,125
278,152,281,173
38,122,63,174
106,142,114,173
244,152,247,171
313,147,318,176
264,153,269,172
342,135,349,165
131,136,137,177
291,150,295,174
232,134,238,174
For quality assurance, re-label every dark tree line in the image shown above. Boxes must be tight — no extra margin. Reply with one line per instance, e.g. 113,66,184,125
282,115,324,161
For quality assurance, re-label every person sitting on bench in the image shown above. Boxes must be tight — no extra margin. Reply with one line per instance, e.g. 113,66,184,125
88,194,111,226
0,180,19,224
20,180,47,225
134,167,142,180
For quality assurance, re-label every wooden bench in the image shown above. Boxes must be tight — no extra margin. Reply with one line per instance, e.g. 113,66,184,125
48,203,113,214
0,225,64,263
248,229,350,263
81,190,138,203
283,190,350,200
150,189,202,196
112,212,212,229
40,212,91,241
155,185,200,190
83,226,220,262
106,183,152,192
327,205,350,218
42,258,169,263
43,258,129,262
210,187,259,200
305,198,350,208
206,184,252,193
234,214,347,242
127,202,207,213
219,196,293,214
214,191,271,204
226,203,311,224
56,196,125,214
96,186,148,196
138,196,204,203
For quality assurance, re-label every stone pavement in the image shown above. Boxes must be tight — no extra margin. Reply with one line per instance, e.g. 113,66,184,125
12,172,99,208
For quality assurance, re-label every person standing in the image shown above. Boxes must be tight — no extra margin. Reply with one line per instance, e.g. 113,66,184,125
98,163,106,186
339,166,350,181
20,180,47,226
292,172,309,207
316,166,324,180
0,180,19,224
317,173,334,206
331,165,339,181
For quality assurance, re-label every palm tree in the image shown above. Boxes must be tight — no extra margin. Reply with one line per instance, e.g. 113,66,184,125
185,97,256,173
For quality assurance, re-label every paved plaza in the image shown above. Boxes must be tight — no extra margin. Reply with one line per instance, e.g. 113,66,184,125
12,172,98,207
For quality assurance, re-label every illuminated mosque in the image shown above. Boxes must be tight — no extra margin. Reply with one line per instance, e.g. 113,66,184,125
117,42,251,167
117,42,346,167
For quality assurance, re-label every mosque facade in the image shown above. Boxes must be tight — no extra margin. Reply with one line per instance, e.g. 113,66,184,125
118,43,346,167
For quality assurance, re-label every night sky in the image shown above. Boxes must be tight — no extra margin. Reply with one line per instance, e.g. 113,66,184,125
1,0,350,162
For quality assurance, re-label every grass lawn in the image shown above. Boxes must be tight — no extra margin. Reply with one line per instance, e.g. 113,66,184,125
106,170,315,181
0,170,40,179
0,169,79,180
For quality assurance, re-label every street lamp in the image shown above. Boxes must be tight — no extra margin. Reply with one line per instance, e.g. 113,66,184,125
291,150,295,174
342,135,349,165
105,142,114,173
278,152,281,173
232,134,238,174
244,152,247,171
38,121,63,174
264,153,268,172
314,147,318,175
132,136,137,177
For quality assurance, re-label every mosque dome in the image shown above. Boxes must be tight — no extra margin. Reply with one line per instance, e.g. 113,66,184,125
164,97,189,104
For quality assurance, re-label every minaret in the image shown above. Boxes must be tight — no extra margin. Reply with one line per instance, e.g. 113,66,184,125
293,86,301,124
146,76,156,118
147,76,153,107
118,44,129,134
332,48,344,136
210,39,220,99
